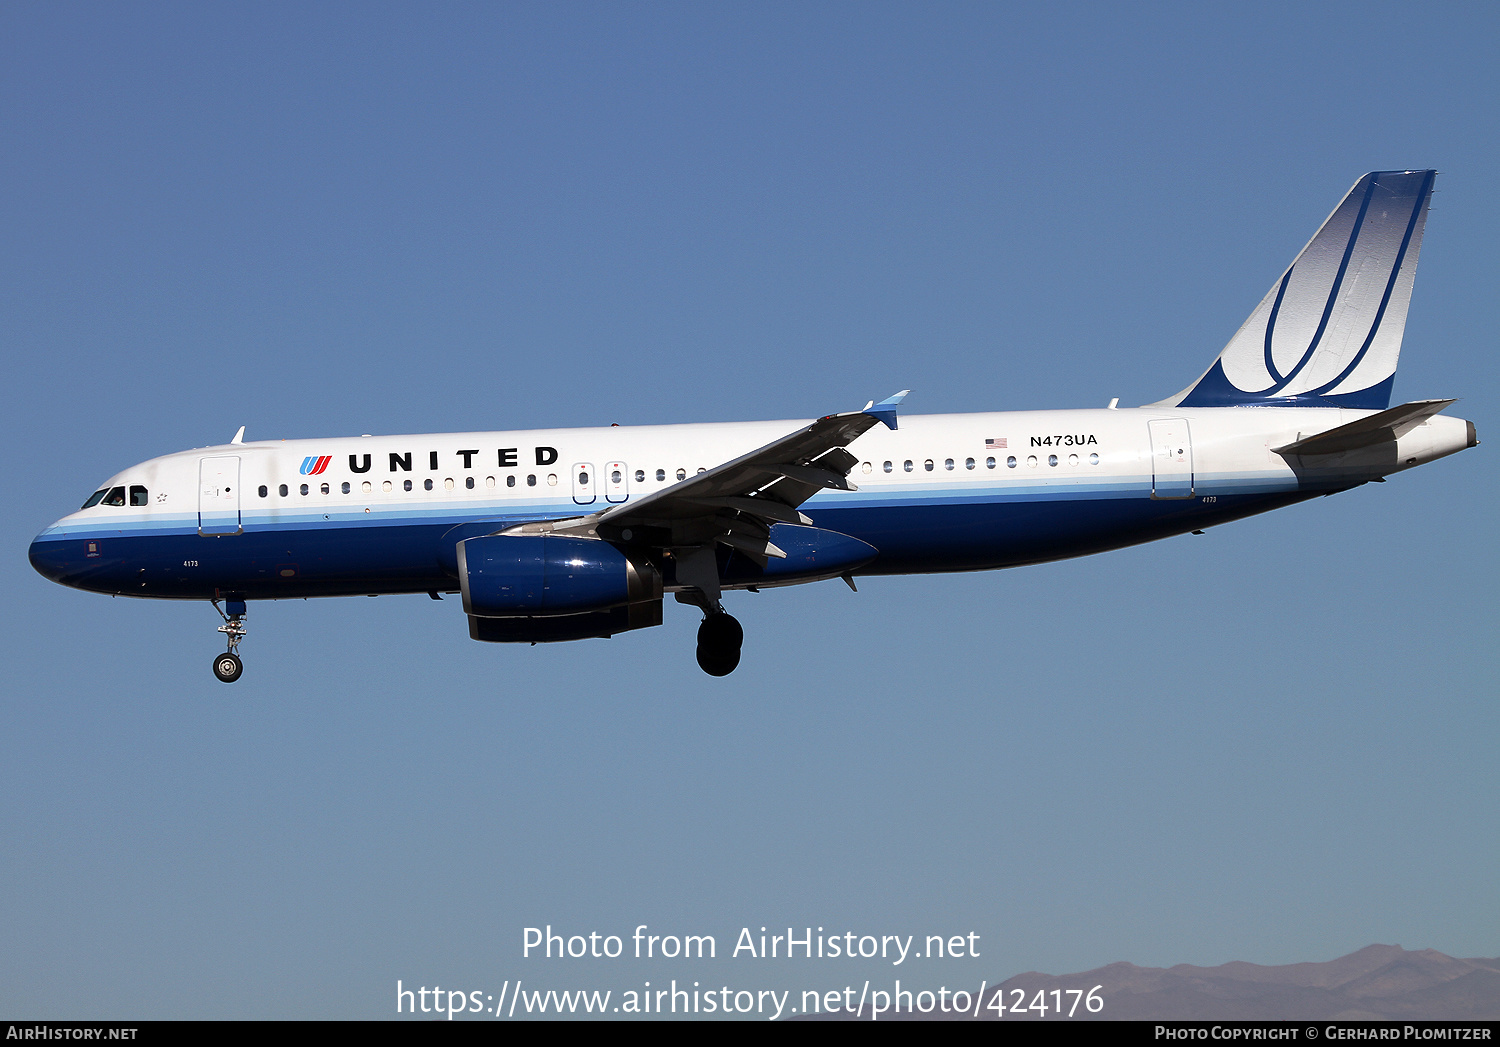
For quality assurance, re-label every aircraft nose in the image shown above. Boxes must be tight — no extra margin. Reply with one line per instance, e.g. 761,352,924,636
29,527,75,585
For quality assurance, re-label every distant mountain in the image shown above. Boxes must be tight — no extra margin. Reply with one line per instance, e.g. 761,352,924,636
983,944,1500,1020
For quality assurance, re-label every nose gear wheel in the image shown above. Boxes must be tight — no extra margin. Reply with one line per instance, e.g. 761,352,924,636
213,651,243,683
211,598,247,683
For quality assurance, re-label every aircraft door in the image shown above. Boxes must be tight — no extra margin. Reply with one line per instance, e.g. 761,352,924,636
198,455,243,535
572,463,596,505
605,461,628,503
1148,419,1193,499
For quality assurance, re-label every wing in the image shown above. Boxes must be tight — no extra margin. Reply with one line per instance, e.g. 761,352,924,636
505,391,908,566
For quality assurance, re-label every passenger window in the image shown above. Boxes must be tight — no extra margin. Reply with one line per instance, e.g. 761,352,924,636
884,461,893,473
320,483,330,495
425,479,434,491
987,457,996,469
300,483,309,495
278,484,288,497
382,480,393,492
81,489,109,509
862,462,872,474
257,486,268,498
676,468,686,481
578,471,589,485
1027,456,1038,468
610,470,621,484
485,476,495,489
444,478,454,490
527,474,537,487
634,469,644,483
965,458,975,470
362,481,372,493
506,475,515,488
547,474,558,486
129,485,148,506
102,487,126,506
924,459,934,471
1006,456,1016,468
944,459,954,471
903,460,913,472
341,482,351,494
404,479,413,492
656,469,666,482
465,477,474,490
1090,453,1100,465
1048,455,1058,467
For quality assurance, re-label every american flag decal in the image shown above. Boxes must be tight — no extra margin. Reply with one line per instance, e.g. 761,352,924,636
985,437,1007,449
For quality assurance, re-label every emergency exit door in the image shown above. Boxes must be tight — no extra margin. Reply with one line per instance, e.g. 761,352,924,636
571,463,596,505
604,461,628,503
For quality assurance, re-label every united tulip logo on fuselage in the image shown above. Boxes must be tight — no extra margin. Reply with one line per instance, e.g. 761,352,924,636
300,456,332,475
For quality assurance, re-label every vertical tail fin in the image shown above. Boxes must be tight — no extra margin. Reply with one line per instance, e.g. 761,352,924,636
1156,170,1435,409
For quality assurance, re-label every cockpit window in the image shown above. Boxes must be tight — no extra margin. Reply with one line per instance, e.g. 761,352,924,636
81,489,108,509
101,487,126,506
129,485,148,506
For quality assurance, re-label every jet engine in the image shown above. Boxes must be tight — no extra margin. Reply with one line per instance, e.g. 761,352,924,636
458,534,662,643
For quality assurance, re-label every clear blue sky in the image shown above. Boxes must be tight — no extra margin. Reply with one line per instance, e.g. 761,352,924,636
2,1,1495,1019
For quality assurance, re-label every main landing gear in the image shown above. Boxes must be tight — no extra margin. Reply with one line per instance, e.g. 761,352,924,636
211,598,246,683
696,610,743,677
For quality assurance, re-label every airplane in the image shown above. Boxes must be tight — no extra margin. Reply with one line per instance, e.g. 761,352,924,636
28,170,1477,681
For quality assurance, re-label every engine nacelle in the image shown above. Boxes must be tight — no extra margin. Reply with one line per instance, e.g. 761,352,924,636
458,534,661,618
468,600,662,643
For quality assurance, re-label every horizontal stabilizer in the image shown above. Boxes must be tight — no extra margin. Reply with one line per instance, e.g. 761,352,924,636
1273,399,1455,456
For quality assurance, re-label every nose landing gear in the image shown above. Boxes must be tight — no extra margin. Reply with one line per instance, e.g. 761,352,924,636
211,598,247,683
696,610,743,677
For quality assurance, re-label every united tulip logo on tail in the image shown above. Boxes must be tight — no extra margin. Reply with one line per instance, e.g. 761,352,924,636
300,456,332,476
